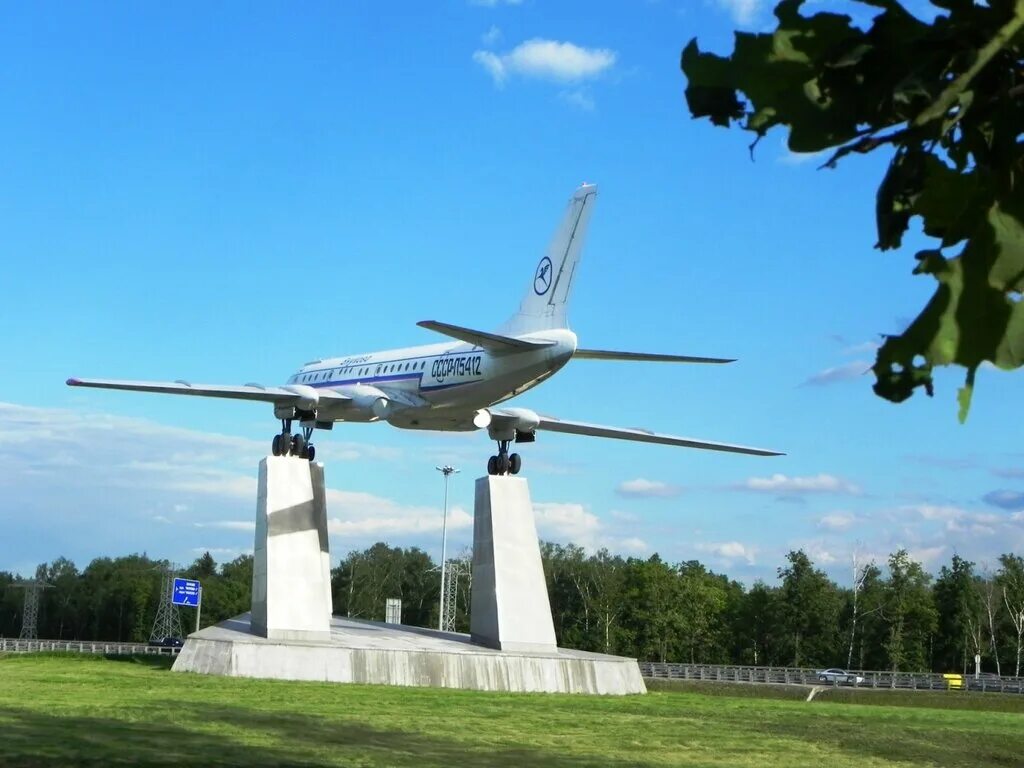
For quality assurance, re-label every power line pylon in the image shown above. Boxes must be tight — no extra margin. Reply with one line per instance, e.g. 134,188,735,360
12,581,53,640
150,565,184,642
441,556,470,633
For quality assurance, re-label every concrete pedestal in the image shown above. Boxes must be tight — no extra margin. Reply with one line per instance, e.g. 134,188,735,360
173,612,646,695
173,464,645,694
470,476,557,652
250,457,332,642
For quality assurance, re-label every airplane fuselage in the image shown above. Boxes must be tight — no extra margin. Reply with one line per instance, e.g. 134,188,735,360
290,329,578,429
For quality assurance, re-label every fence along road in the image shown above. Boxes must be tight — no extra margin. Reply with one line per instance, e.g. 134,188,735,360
641,662,1024,695
0,638,180,656
3,640,1022,693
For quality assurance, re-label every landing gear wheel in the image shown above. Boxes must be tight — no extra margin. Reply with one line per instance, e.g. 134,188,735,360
272,434,282,456
306,444,315,462
291,434,305,458
509,453,522,475
497,453,510,475
487,456,498,476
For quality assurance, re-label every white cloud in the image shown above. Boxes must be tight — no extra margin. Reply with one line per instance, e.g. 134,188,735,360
802,361,870,387
696,541,757,565
906,504,966,522
901,504,1024,540
534,502,602,541
473,51,507,86
619,537,648,553
908,545,947,567
805,543,838,565
739,473,860,495
560,88,595,111
481,24,502,46
0,401,458,567
533,501,646,554
818,512,857,532
473,38,617,87
194,520,256,531
328,512,471,537
616,478,682,498
714,0,763,25
325,487,472,539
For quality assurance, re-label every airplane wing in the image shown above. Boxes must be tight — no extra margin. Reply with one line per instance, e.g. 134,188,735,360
66,377,351,404
529,413,783,456
574,349,735,364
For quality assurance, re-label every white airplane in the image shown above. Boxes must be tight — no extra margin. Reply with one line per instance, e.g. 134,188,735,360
68,183,782,474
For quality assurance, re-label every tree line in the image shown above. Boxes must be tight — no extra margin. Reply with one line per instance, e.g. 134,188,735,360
4,544,1024,675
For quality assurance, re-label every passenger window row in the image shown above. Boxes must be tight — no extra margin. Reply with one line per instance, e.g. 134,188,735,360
292,359,427,384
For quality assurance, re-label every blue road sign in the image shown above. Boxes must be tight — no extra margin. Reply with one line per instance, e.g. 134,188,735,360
172,577,201,607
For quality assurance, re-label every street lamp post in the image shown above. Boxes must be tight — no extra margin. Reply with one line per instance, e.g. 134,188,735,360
435,464,460,631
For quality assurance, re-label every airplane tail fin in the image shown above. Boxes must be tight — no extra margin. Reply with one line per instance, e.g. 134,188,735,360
497,183,597,336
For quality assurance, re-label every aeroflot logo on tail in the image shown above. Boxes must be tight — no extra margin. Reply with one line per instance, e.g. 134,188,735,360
534,256,553,295
432,354,483,384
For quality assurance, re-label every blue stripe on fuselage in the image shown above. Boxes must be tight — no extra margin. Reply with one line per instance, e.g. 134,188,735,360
304,374,474,392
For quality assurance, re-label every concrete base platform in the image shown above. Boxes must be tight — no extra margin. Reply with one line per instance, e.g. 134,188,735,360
173,612,646,695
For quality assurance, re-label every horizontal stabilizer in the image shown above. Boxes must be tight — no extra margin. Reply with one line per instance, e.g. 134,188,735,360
534,415,783,456
417,320,555,354
574,349,734,364
66,377,351,404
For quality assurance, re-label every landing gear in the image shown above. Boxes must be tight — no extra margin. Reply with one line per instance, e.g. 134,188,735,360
270,419,316,461
486,441,522,476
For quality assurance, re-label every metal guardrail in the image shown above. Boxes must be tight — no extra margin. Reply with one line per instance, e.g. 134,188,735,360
640,662,1024,695
0,638,180,656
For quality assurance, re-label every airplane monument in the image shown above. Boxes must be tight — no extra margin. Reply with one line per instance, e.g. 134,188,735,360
68,183,781,694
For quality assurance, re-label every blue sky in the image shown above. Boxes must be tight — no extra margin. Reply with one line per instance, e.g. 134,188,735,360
2,0,1021,586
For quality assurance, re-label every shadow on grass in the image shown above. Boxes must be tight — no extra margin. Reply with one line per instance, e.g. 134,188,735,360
0,703,636,768
101,654,176,671
202,703,635,767
0,706,318,768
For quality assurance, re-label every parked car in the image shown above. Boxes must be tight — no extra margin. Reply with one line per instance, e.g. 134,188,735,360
148,636,183,649
816,668,865,685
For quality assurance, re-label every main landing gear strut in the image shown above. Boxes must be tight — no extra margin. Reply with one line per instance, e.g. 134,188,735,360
271,419,316,462
486,440,522,476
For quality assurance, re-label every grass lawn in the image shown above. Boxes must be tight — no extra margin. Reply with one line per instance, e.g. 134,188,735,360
1,654,1022,767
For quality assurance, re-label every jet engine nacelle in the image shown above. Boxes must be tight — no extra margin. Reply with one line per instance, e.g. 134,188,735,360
499,407,541,432
280,384,319,410
485,406,540,441
337,384,392,421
